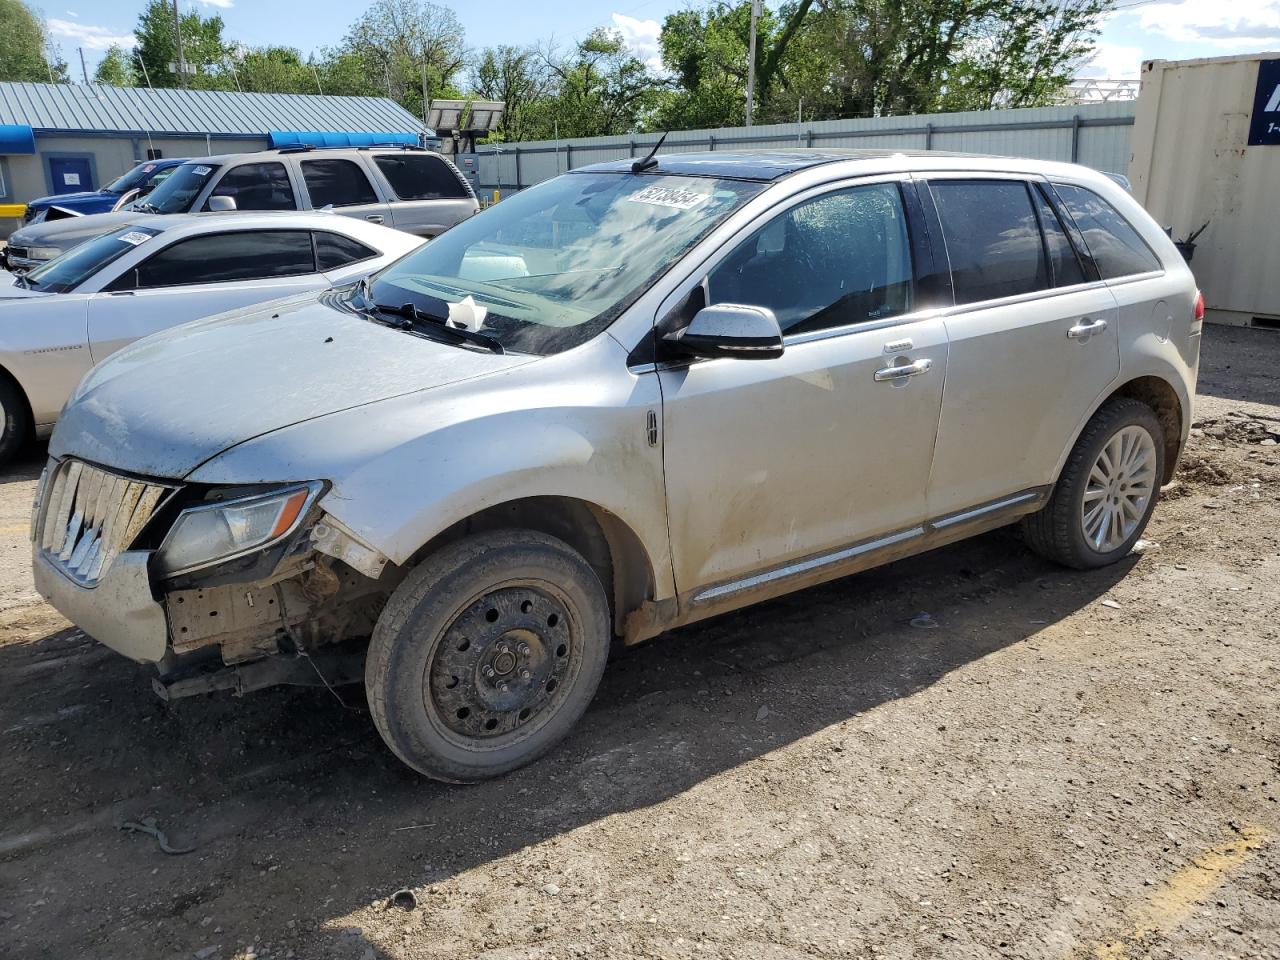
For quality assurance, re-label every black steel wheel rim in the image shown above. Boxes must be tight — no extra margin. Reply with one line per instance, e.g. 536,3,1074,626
427,582,575,741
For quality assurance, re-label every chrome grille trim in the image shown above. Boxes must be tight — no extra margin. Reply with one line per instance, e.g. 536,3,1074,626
36,459,174,585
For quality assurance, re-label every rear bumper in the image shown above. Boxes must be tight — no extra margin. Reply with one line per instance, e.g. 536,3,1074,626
33,549,169,663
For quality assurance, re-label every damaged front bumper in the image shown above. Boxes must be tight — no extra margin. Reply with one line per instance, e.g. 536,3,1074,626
33,548,169,662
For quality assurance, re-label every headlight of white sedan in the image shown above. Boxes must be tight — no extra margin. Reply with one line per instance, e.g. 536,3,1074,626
155,482,323,578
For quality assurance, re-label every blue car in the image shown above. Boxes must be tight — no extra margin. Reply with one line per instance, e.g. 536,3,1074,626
22,158,187,224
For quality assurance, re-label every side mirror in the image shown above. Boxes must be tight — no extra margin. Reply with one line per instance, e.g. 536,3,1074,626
206,195,237,212
663,304,784,360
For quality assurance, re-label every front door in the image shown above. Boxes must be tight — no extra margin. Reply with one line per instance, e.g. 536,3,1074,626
48,156,94,195
658,180,948,599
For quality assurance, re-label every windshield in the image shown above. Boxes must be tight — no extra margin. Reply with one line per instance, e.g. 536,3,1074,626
365,172,763,355
134,161,219,213
104,162,162,194
24,226,162,294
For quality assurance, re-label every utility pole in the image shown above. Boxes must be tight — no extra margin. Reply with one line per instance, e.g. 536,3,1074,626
78,47,89,84
421,59,430,139
172,0,188,89
744,0,761,127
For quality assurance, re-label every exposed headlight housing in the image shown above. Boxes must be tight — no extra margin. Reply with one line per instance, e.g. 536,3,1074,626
155,482,323,578
26,246,64,261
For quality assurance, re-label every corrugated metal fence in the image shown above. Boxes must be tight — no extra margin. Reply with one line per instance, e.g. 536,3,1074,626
456,101,1135,198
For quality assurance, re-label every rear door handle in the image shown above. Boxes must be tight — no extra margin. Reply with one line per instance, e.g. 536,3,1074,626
1067,318,1108,340
365,214,385,224
874,358,932,382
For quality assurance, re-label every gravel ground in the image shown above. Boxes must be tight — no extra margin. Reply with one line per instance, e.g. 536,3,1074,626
1,325,1279,960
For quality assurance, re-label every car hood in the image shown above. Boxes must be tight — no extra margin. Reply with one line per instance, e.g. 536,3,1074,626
51,292,536,479
27,190,114,211
0,272,52,299
10,210,146,248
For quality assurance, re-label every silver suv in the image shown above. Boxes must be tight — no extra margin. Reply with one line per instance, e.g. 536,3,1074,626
33,150,1201,782
3,146,476,271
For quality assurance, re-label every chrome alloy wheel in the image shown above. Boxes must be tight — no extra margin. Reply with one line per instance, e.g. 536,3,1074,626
428,583,574,741
1081,424,1158,553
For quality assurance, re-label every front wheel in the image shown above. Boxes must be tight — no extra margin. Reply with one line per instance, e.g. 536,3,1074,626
365,530,611,782
1021,397,1165,570
0,377,30,467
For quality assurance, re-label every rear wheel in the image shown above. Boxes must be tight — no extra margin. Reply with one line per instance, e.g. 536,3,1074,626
1021,397,1165,569
365,530,610,782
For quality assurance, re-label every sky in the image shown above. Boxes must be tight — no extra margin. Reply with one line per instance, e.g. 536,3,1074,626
41,0,1280,87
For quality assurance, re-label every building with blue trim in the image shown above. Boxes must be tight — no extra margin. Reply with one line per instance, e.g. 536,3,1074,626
0,82,433,218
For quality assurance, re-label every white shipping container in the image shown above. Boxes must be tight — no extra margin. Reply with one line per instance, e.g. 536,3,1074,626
1129,53,1280,326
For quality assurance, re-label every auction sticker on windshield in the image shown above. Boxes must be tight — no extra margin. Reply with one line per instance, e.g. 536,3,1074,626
118,231,153,245
628,185,709,210
192,166,212,176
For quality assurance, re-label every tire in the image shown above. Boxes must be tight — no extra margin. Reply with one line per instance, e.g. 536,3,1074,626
365,529,611,782
0,376,30,467
1021,397,1165,570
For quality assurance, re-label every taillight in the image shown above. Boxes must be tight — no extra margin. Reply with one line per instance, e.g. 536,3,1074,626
1194,290,1205,323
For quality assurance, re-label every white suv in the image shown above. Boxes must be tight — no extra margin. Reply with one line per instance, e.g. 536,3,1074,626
32,150,1201,782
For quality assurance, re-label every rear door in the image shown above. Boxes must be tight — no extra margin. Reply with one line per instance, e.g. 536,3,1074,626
299,157,393,227
920,175,1120,519
370,152,476,237
87,229,323,362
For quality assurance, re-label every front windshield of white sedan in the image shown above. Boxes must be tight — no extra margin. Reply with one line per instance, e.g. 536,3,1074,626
23,226,161,294
365,172,764,355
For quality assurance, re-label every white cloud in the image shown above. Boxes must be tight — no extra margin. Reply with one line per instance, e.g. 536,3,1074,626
1120,0,1280,48
47,18,134,50
198,0,235,8
65,9,79,17
1078,41,1145,80
611,12,663,72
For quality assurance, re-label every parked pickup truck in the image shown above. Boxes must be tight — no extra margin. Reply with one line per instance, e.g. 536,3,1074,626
33,150,1200,783
3,146,476,272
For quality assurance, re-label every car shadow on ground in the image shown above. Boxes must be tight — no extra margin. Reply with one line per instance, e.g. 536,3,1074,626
0,521,1135,958
1195,324,1280,408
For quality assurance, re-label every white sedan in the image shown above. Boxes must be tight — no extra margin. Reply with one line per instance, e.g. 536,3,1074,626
0,211,423,463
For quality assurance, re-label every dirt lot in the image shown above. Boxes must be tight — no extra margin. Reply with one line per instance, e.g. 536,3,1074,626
2,325,1280,960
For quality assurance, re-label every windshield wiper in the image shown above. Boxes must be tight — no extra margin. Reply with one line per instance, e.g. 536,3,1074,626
370,301,505,355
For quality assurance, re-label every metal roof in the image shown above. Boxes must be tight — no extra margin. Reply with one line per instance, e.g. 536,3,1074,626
0,82,429,139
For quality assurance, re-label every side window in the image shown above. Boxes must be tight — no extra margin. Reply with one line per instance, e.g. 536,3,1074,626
707,182,914,336
929,179,1047,305
205,162,296,211
301,158,379,208
1051,183,1161,279
132,231,316,288
373,154,469,200
315,232,379,270
1030,184,1086,287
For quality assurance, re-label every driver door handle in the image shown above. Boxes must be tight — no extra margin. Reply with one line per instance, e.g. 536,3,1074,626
1067,318,1108,340
365,214,385,224
874,358,932,382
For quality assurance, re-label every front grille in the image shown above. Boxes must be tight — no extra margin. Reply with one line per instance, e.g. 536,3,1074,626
7,246,28,260
36,459,174,585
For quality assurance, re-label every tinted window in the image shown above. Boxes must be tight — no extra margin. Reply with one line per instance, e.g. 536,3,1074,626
374,154,468,200
315,232,378,270
1030,185,1086,287
25,226,161,294
130,231,315,288
708,182,913,335
301,158,379,208
206,162,296,211
931,180,1047,305
1052,183,1161,279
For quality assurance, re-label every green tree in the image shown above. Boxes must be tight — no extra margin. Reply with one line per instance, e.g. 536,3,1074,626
314,47,382,97
230,45,316,94
0,0,67,82
340,0,467,113
530,29,663,139
93,43,136,86
133,0,232,90
468,45,551,142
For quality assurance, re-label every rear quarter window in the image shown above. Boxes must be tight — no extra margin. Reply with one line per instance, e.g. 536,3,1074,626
1051,183,1161,280
374,154,469,200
